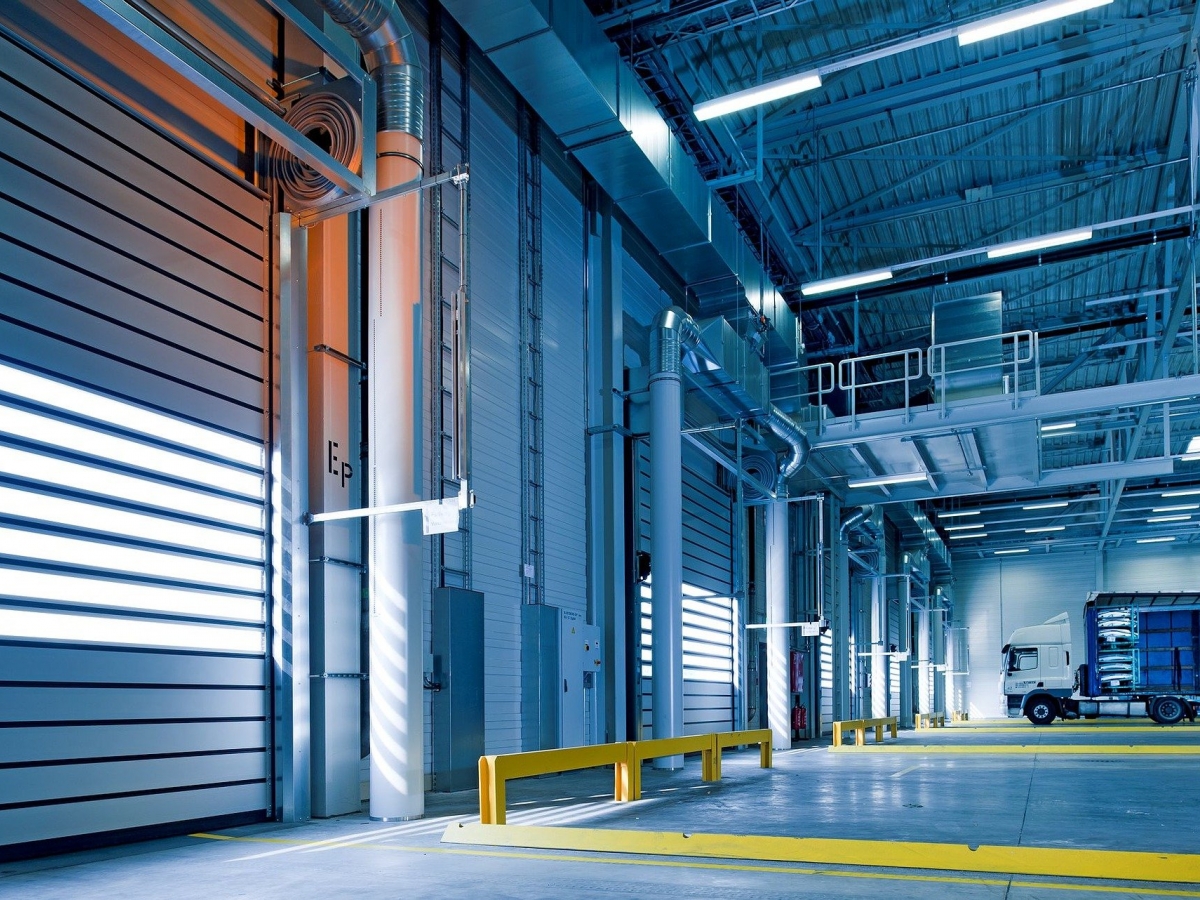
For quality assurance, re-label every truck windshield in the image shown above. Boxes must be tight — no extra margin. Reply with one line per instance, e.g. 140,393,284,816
1006,648,1038,673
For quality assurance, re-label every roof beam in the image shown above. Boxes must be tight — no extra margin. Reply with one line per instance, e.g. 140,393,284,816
744,17,1189,153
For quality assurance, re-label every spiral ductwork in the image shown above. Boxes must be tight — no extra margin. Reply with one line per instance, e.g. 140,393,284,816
316,0,423,138
269,90,362,207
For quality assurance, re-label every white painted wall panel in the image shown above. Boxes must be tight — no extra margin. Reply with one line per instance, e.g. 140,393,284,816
539,156,587,617
467,68,524,756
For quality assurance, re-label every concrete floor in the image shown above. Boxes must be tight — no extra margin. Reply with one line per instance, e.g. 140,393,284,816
3,722,1198,899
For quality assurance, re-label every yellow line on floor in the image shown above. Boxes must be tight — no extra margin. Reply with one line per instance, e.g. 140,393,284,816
943,726,1200,735
828,744,1200,754
952,720,1199,728
441,824,1200,885
191,831,1200,896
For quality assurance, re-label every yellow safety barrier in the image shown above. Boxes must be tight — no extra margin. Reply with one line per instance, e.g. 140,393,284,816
951,710,969,723
627,734,718,801
479,743,633,825
711,729,773,780
915,712,946,730
478,729,775,825
832,716,898,747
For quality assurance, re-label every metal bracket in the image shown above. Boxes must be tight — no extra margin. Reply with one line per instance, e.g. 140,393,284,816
306,479,474,535
312,344,364,369
296,165,469,228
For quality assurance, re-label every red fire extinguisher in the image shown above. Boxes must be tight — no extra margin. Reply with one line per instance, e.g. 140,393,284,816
791,699,807,740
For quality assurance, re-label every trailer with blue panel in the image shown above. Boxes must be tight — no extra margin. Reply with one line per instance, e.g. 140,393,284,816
1002,592,1200,725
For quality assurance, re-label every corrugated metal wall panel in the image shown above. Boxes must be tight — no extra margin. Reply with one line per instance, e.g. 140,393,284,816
0,27,270,850
539,152,587,616
467,64,524,755
635,442,734,595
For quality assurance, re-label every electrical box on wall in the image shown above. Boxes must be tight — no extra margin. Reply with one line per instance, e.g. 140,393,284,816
432,588,485,792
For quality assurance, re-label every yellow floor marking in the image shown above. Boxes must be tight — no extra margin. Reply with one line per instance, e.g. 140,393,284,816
944,726,1200,735
191,832,1200,896
950,724,1195,729
442,824,1200,885
828,744,1200,754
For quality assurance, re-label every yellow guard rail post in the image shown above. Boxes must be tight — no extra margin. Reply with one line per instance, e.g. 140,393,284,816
626,734,719,801
478,743,633,825
832,716,899,747
711,729,773,780
916,712,946,730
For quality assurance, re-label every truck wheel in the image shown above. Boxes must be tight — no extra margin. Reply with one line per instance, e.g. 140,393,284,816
1025,697,1057,725
1151,697,1186,725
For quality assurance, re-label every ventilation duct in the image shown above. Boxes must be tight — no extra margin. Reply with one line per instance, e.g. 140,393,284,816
310,0,426,823
647,305,807,760
440,0,800,368
650,307,809,479
839,505,876,540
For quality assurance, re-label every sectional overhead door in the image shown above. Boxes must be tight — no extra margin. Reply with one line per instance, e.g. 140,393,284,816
0,30,272,851
635,442,737,736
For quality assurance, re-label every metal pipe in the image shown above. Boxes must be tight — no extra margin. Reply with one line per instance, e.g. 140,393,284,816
648,306,811,761
314,0,425,822
765,499,790,750
649,328,684,768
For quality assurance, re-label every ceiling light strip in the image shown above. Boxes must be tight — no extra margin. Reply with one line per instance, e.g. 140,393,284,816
693,0,1113,120
847,472,929,489
957,0,1113,45
987,229,1093,259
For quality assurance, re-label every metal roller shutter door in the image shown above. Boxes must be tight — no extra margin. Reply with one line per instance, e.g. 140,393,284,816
0,31,270,851
635,442,736,735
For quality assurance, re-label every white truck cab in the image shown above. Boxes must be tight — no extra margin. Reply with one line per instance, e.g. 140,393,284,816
1001,613,1074,722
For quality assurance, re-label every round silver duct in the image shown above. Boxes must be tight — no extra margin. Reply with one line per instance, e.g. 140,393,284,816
269,90,362,207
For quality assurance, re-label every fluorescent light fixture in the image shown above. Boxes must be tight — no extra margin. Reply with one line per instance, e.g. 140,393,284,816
801,268,893,297
847,471,929,489
986,228,1093,259
1026,526,1065,533
1184,454,1200,462
1152,504,1200,513
937,510,981,518
1161,488,1200,498
1188,436,1200,453
1137,536,1176,544
944,523,985,531
949,532,987,540
0,607,262,654
1147,515,1191,523
1023,501,1069,510
1039,422,1077,433
694,70,822,121
995,548,1030,555
957,0,1113,46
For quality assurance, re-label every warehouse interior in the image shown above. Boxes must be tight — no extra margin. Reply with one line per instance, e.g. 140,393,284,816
1,0,1199,894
